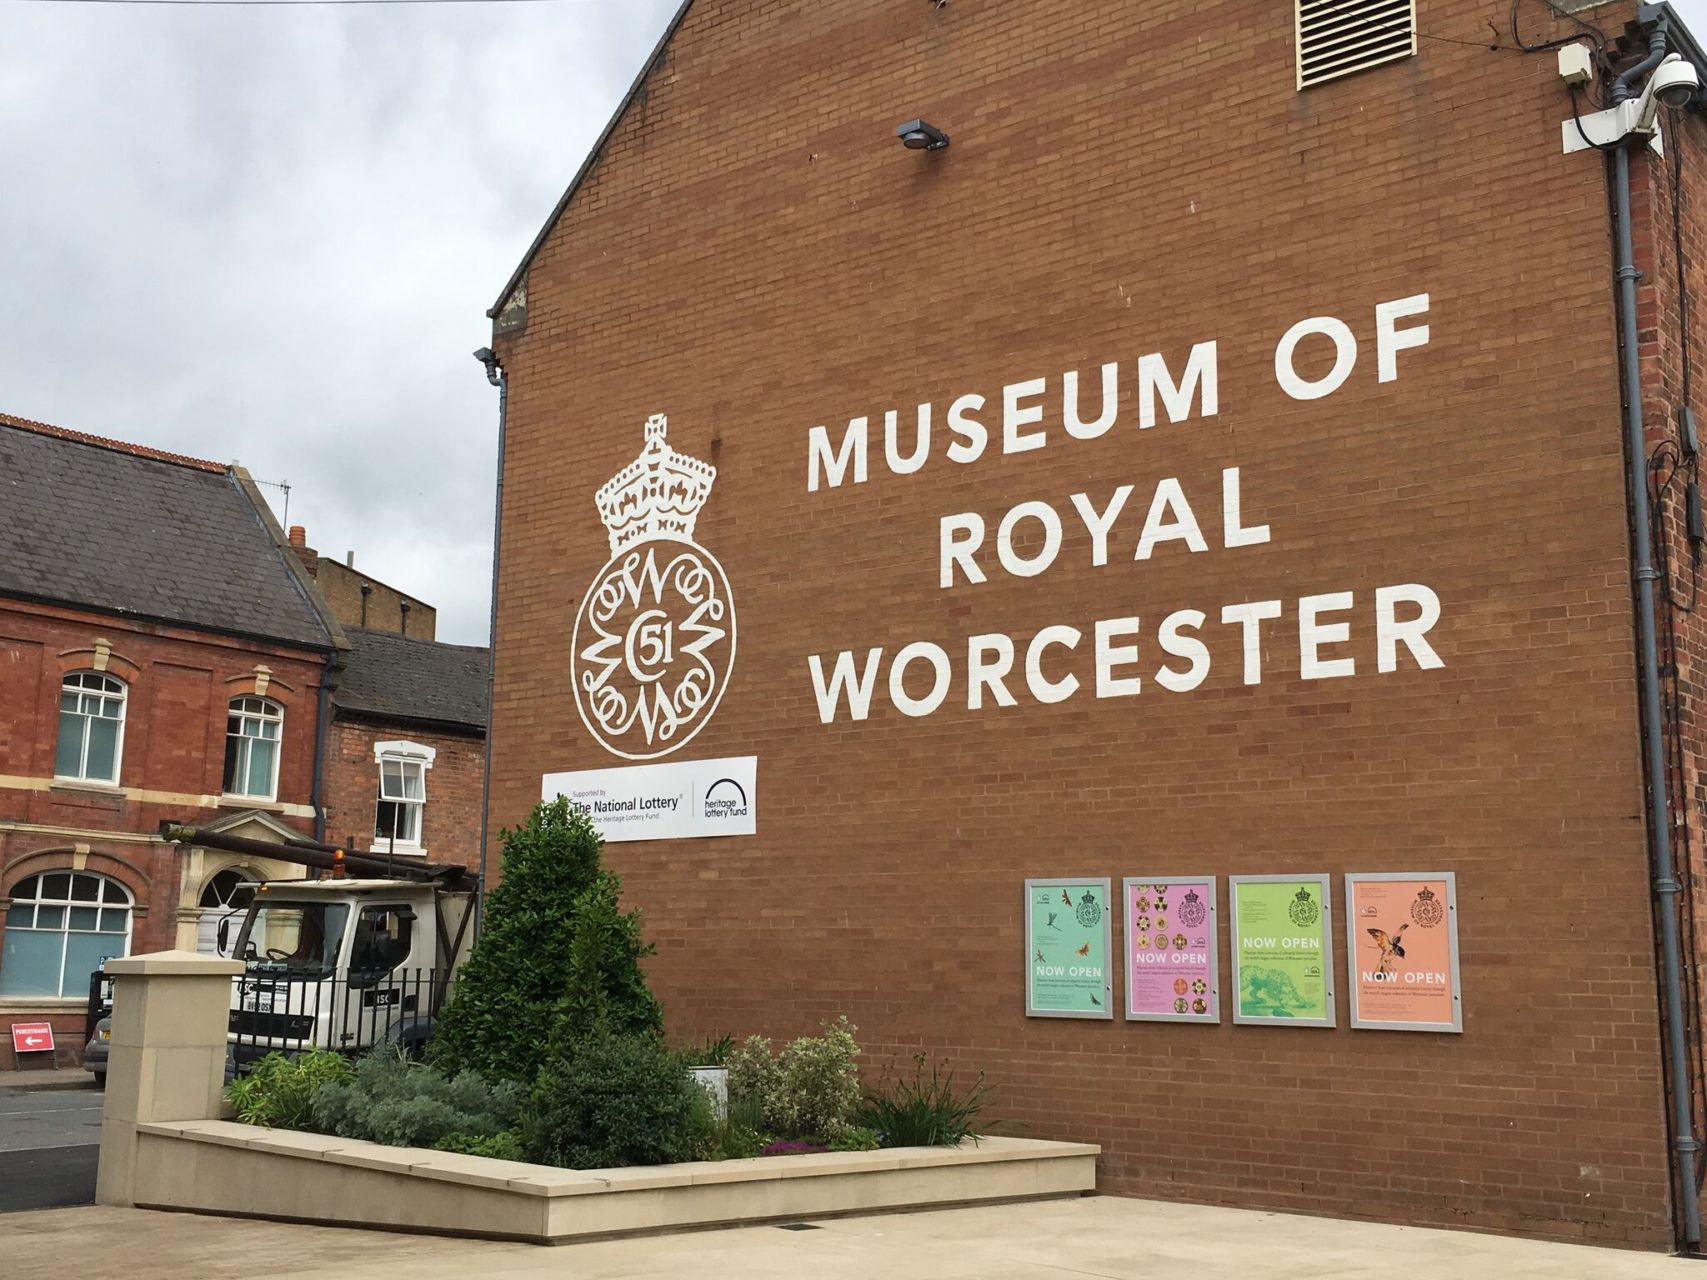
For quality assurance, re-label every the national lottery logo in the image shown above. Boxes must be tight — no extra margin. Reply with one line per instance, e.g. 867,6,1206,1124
571,415,736,760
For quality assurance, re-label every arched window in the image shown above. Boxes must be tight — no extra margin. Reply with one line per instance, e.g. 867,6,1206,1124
223,696,282,800
196,867,257,957
0,872,132,997
56,672,126,785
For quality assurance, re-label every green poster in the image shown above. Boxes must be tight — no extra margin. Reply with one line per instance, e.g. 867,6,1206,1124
1025,879,1112,1019
1230,875,1335,1027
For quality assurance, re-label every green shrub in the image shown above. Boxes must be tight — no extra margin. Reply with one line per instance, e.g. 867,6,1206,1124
725,1034,782,1128
431,800,661,1083
677,1035,734,1068
828,1125,880,1153
432,1130,526,1162
309,1046,524,1150
723,1019,862,1140
858,1054,990,1148
775,1017,861,1140
226,1049,353,1130
524,1033,704,1170
546,870,663,1059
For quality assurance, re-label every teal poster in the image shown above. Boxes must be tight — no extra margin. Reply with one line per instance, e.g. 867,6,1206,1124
1025,879,1112,1019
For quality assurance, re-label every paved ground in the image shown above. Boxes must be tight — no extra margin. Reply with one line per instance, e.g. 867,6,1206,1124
0,1080,102,1212
0,1196,1697,1279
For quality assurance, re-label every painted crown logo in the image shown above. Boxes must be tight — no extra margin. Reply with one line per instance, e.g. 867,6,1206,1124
571,415,736,760
595,414,717,553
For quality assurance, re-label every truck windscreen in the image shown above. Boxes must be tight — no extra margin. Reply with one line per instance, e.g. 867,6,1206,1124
237,902,350,977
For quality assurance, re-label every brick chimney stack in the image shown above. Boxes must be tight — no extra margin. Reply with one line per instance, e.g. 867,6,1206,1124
288,525,320,576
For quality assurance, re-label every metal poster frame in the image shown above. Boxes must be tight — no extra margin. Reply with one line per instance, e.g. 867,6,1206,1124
1344,871,1463,1034
1122,877,1220,1024
1229,873,1336,1028
1024,878,1113,1020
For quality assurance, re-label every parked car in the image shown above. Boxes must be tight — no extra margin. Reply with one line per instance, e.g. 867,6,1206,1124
84,1016,110,1087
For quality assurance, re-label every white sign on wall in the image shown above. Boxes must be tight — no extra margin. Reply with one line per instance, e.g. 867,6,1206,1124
542,755,757,843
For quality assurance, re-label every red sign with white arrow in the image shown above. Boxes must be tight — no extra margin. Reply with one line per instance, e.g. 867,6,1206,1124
10,1022,55,1054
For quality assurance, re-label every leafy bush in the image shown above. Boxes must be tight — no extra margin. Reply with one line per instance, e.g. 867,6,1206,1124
432,1130,526,1161
546,870,663,1059
828,1125,880,1153
777,1017,861,1140
524,1033,705,1170
309,1046,524,1150
226,1050,353,1130
726,1034,782,1126
431,800,660,1083
725,1018,862,1140
677,1035,734,1068
857,1054,990,1148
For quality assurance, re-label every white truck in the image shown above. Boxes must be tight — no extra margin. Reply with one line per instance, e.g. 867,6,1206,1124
162,824,479,1070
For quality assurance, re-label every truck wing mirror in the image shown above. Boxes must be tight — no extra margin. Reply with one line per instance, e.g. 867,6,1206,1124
217,917,231,954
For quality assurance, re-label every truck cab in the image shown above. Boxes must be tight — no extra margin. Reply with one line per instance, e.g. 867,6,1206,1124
226,877,473,1066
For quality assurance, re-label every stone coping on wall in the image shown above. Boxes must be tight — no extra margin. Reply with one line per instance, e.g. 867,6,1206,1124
130,1121,1098,1242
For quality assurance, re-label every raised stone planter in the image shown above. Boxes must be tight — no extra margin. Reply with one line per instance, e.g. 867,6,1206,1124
96,951,1097,1243
130,1120,1097,1243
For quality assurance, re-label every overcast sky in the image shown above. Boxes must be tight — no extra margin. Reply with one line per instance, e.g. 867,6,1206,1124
0,0,680,645
3,0,1705,647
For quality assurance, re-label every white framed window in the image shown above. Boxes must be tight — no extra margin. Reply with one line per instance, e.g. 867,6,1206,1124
55,672,126,785
373,741,435,854
223,696,282,800
0,872,132,997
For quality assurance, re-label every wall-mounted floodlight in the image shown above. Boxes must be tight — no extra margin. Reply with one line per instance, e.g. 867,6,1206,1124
896,119,950,151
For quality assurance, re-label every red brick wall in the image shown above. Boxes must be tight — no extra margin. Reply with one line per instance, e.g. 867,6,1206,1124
1628,95,1707,1234
324,718,485,871
0,599,328,1067
487,0,1680,1247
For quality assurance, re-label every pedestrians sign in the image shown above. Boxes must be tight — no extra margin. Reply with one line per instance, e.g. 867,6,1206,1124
10,1022,55,1054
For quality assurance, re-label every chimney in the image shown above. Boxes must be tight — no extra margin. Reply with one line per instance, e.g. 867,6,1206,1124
288,525,320,576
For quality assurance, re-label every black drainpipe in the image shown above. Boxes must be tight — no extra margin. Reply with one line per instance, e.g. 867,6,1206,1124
1608,25,1703,1249
473,347,506,934
311,648,343,844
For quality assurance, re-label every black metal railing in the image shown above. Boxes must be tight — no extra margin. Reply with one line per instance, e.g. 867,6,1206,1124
228,967,448,1070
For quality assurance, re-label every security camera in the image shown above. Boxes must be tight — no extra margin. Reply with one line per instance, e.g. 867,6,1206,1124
1634,54,1700,134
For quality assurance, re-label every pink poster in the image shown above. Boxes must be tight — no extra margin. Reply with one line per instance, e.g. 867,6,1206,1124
1124,878,1219,1023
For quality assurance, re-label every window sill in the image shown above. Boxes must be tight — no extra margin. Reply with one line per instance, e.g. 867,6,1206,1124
0,996,89,1011
367,845,427,859
49,779,123,797
218,795,281,810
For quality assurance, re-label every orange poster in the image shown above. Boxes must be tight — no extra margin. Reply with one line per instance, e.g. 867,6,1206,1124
1345,874,1462,1033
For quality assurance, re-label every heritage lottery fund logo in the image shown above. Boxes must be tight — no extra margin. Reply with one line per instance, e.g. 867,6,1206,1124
571,415,735,760
804,292,1447,725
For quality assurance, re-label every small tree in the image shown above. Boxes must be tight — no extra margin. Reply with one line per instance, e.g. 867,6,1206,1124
547,870,663,1060
430,799,658,1083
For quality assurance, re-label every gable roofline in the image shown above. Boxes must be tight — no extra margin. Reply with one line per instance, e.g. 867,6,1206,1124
487,0,698,319
0,410,226,474
229,465,349,653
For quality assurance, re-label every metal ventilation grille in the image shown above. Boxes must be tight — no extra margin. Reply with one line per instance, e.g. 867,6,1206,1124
1296,0,1417,90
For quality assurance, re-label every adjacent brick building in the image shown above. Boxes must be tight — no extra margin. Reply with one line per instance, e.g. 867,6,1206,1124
0,416,491,1069
324,626,489,871
0,413,343,1067
481,0,1707,1251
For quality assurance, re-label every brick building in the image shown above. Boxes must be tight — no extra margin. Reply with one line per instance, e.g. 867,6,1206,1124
480,0,1707,1252
287,526,438,640
0,413,344,1067
324,626,489,871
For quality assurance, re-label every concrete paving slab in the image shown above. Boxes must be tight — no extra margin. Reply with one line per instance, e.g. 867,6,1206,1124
0,1194,1695,1279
